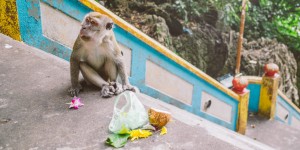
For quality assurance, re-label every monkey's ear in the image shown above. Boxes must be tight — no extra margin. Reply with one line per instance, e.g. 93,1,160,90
106,22,113,30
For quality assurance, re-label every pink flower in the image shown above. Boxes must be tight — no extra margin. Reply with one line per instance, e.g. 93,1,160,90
69,96,84,109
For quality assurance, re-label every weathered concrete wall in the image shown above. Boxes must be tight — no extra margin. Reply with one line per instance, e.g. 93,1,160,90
145,60,194,105
3,0,299,136
247,77,300,129
277,103,289,123
13,0,241,131
40,2,81,48
4,0,300,134
2,33,274,150
276,92,300,129
201,91,233,123
291,116,300,129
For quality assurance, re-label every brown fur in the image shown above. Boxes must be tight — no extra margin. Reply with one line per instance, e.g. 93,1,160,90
69,12,134,97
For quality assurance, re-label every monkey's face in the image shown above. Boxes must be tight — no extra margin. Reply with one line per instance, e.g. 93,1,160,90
80,13,114,41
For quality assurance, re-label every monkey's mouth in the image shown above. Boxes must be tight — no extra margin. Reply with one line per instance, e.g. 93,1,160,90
80,34,91,40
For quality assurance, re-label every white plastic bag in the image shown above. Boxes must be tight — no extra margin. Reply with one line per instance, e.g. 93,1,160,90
109,91,148,133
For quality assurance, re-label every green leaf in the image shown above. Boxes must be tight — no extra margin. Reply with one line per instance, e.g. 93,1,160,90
106,134,130,148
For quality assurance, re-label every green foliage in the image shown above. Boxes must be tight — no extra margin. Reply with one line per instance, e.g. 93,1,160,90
275,14,300,51
215,0,300,52
106,133,130,148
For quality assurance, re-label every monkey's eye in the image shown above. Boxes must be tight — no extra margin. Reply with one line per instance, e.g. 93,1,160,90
106,22,114,30
90,20,98,26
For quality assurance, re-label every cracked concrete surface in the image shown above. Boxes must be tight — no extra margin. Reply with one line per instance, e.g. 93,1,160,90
0,34,273,150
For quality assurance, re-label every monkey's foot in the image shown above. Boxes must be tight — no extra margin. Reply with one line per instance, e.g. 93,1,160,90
122,84,136,92
68,85,82,97
100,85,115,98
109,82,124,95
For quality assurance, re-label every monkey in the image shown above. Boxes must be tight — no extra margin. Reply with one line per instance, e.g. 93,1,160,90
69,12,135,97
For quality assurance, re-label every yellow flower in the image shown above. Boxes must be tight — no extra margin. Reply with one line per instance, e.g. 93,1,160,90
160,126,167,135
129,129,152,141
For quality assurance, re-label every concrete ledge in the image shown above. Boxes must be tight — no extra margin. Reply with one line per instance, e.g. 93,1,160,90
14,0,240,131
11,0,298,134
0,34,271,150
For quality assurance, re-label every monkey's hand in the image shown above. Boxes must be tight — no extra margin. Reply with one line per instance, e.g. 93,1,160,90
101,84,115,98
69,84,82,97
109,82,124,95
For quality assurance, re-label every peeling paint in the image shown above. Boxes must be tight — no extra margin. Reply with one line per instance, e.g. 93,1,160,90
0,0,21,40
237,91,250,134
259,76,280,119
47,0,54,6
28,1,40,20
57,0,63,5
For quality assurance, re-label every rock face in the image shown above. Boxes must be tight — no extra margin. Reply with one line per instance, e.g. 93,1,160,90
294,51,300,105
104,0,299,106
141,16,228,78
222,32,299,105
144,15,174,50
244,39,299,105
173,24,228,78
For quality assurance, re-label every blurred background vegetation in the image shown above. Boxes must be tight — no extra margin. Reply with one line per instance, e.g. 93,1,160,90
101,0,300,106
164,0,300,52
216,0,300,53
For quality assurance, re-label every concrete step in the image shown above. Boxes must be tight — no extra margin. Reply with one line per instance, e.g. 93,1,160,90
246,114,300,149
0,33,272,149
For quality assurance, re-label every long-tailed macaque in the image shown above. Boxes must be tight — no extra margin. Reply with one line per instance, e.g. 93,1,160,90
69,12,135,97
